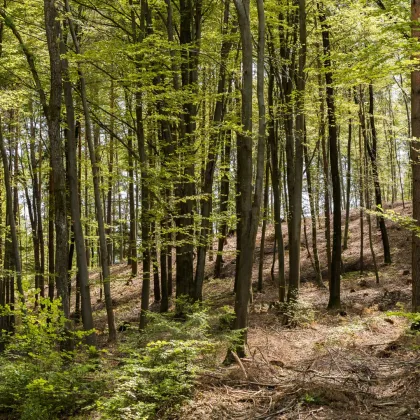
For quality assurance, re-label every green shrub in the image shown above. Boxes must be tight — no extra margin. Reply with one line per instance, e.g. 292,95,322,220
0,296,103,419
274,298,316,327
97,339,214,419
97,301,238,419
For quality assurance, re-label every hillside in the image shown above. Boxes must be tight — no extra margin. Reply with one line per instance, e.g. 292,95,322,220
86,203,419,419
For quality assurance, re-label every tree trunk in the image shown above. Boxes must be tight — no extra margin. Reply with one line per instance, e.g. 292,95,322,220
411,0,420,312
367,84,391,264
0,117,23,299
343,111,352,250
267,50,285,300
61,43,95,343
232,0,265,356
107,82,115,266
44,0,70,318
286,0,306,302
65,1,116,341
319,3,341,309
195,0,232,299
128,130,137,276
214,131,232,279
304,140,323,286
174,0,201,302
258,163,269,292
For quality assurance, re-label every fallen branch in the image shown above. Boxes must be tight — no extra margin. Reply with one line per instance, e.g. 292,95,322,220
232,351,249,380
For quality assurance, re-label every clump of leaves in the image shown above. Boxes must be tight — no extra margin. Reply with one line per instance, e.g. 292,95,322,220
0,296,103,420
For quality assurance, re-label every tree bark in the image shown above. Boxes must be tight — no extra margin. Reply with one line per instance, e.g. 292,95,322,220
61,34,95,343
0,117,23,300
319,3,341,309
258,162,269,292
411,0,420,312
367,84,391,264
174,0,201,302
267,48,285,300
232,0,265,356
343,110,352,250
304,140,323,286
44,0,70,318
287,0,306,302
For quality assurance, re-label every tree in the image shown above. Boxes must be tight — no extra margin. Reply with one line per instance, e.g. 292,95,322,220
319,2,341,309
412,0,420,312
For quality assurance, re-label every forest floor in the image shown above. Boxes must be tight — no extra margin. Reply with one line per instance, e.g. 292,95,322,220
85,202,420,419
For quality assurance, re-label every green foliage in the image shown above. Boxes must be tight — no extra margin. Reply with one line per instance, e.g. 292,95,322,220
368,208,420,237
0,296,103,419
97,302,239,419
275,298,316,328
302,393,323,405
96,339,212,419
387,310,420,334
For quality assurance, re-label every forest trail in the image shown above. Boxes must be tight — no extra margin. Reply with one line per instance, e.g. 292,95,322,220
86,203,420,419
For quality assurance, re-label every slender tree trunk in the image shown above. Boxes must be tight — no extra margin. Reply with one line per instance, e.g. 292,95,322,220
48,170,55,300
61,44,95,343
0,117,23,299
367,84,391,264
358,122,364,275
319,3,341,309
343,111,352,250
195,0,232,299
232,0,265,356
304,140,323,286
107,82,115,266
44,0,70,318
258,162,269,292
128,130,137,276
287,0,306,302
267,50,285,299
174,0,201,302
320,77,331,283
160,217,169,312
365,162,380,284
411,0,420,312
65,2,116,341
214,131,232,278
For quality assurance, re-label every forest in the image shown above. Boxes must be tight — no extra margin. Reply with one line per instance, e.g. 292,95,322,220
0,0,419,418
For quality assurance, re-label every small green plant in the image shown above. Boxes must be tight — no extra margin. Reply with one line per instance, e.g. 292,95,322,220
303,393,323,405
387,310,420,335
275,297,316,328
217,305,235,331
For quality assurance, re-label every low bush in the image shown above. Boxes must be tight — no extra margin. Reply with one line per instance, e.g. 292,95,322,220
0,296,103,420
97,301,239,419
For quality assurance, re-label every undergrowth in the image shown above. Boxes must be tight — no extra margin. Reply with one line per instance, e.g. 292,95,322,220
97,301,240,419
0,296,103,420
0,297,238,420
